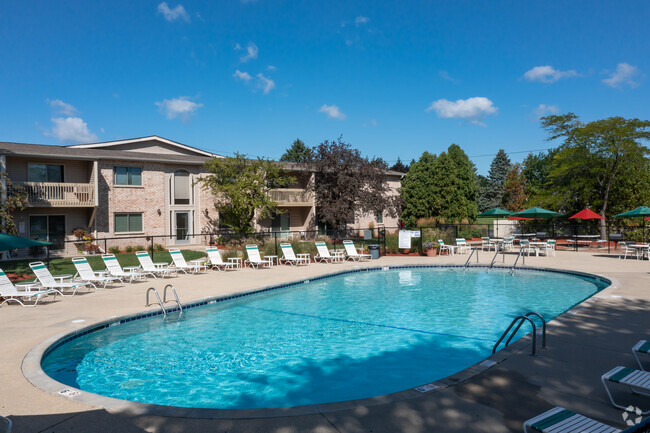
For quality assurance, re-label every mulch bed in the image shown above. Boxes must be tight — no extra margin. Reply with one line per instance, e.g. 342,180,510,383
7,273,31,282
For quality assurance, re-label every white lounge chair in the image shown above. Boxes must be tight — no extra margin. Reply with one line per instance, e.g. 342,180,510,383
280,243,310,266
72,257,123,288
101,254,150,283
343,240,371,261
602,366,650,414
455,238,470,254
206,247,236,271
438,239,457,256
29,261,88,296
244,244,273,269
136,251,177,278
168,249,207,274
523,406,620,433
0,269,57,307
539,240,556,257
634,340,650,371
314,241,343,263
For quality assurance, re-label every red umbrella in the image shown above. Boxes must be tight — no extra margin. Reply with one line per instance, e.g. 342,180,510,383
569,208,604,220
508,216,534,221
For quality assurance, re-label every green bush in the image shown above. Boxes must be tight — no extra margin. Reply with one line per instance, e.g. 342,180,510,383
108,246,121,255
154,243,165,252
124,245,134,253
135,245,145,252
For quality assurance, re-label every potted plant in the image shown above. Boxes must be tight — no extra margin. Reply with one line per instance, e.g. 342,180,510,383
423,241,438,257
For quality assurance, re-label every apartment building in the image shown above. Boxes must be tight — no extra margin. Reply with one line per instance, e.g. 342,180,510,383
0,136,401,255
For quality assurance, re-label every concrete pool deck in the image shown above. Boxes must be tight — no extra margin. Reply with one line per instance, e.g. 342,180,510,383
2,250,650,432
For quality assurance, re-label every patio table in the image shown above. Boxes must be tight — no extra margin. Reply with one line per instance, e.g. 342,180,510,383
630,244,650,260
528,241,547,257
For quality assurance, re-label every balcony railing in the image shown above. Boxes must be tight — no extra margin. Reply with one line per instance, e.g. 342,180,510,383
13,182,96,207
268,188,314,206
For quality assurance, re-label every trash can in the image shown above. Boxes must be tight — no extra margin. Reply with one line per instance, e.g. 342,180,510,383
368,244,380,259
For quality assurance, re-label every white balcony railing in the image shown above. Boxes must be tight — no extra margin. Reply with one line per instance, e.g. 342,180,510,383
14,182,96,207
268,188,314,206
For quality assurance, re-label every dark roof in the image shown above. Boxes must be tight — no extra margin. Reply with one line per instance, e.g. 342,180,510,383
0,141,210,165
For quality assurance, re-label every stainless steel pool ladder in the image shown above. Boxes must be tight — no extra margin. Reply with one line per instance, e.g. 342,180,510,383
463,248,478,271
488,245,501,270
509,246,526,275
146,287,166,317
163,284,183,316
493,312,547,356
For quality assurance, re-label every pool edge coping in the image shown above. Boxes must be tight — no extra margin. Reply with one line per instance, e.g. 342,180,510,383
22,264,617,419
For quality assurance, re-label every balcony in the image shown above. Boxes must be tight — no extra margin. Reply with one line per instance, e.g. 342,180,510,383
13,182,96,207
268,188,314,207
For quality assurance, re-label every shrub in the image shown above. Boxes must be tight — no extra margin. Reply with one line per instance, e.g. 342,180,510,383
154,243,165,252
108,246,121,255
135,245,145,252
124,245,134,253
72,228,87,239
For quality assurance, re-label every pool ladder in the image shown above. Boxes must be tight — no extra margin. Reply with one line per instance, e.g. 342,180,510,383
493,312,546,356
145,284,183,318
463,248,479,271
509,246,527,274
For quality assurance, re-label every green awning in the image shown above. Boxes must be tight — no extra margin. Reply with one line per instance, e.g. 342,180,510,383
0,233,52,252
477,208,513,217
613,206,650,218
511,207,563,219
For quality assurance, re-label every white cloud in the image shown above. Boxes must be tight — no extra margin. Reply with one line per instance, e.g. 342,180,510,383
426,97,497,126
256,73,275,94
319,104,346,120
523,65,579,83
157,2,189,22
47,99,78,116
155,96,203,121
355,16,370,26
240,43,258,62
46,117,98,144
267,65,276,71
234,43,242,50
534,104,560,118
233,70,252,82
439,70,459,83
602,63,642,88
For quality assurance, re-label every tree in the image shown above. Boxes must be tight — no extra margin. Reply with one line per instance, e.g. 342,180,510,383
307,137,400,229
199,153,294,232
400,152,437,226
481,149,511,210
280,139,310,163
540,113,650,237
502,163,528,211
390,157,409,173
0,173,28,234
430,144,477,222
475,174,491,212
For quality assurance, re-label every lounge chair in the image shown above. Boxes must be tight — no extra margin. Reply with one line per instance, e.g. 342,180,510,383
343,240,371,261
0,268,58,307
136,251,177,278
602,366,650,413
168,249,207,274
244,244,273,269
481,237,494,251
206,247,237,271
101,254,150,283
280,243,310,266
72,257,123,288
438,239,457,256
314,241,343,263
523,406,621,433
455,238,470,254
29,261,89,296
634,340,650,371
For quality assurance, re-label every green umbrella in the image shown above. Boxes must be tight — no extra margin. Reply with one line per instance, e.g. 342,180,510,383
613,206,650,218
0,233,52,251
512,207,563,219
477,207,513,217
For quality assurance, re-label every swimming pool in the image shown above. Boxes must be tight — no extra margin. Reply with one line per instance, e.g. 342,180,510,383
41,266,608,410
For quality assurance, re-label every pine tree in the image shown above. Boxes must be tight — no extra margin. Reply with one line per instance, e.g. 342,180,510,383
280,139,310,163
390,157,409,173
400,152,437,226
482,149,511,209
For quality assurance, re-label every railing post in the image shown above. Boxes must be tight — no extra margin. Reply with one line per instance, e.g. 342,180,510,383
274,231,278,256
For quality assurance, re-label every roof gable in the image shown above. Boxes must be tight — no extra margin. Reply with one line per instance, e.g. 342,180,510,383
67,136,215,158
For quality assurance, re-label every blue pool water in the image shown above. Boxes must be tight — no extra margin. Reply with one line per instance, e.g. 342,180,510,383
42,267,607,409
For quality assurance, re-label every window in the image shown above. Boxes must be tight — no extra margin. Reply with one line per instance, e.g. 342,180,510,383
173,169,191,205
29,215,65,249
114,213,143,233
28,163,63,182
375,211,384,224
114,167,142,186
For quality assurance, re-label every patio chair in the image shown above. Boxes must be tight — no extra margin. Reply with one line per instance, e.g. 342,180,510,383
0,268,58,307
72,257,124,288
136,251,178,278
29,261,89,296
619,242,640,260
314,241,343,263
279,243,311,266
438,240,457,256
481,237,494,251
502,237,514,251
168,249,207,274
455,238,470,254
602,366,650,414
343,240,372,261
523,406,621,433
206,247,237,271
633,340,650,371
539,240,556,257
244,244,273,269
520,240,535,256
101,254,150,283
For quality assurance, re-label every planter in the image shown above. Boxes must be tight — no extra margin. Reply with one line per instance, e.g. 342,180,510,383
425,248,438,257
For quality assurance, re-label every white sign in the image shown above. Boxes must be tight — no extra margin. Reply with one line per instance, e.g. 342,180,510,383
398,230,412,249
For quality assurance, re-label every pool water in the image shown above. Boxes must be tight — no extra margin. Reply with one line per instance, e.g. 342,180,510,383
42,267,607,409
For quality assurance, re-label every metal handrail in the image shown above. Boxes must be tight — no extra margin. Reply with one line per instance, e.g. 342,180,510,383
463,248,477,270
525,312,547,349
163,284,183,316
493,315,538,356
145,287,166,317
509,246,526,274
488,245,501,269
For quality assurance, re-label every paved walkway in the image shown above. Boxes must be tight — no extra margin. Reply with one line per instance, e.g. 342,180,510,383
2,250,649,432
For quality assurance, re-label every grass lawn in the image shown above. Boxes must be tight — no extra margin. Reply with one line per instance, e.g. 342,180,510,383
0,250,207,281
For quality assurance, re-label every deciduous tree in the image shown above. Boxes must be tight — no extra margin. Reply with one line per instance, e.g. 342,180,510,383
0,173,28,235
400,152,437,226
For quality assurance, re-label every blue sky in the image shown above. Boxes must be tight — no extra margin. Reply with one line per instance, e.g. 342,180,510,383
1,1,648,173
